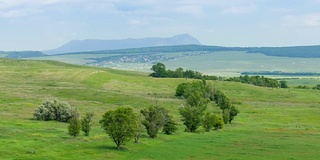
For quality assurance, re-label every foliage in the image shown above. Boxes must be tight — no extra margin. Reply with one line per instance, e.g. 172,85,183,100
280,80,289,88
212,114,224,130
179,105,204,132
229,106,239,123
203,112,215,132
227,75,280,88
222,110,230,124
312,84,320,90
68,108,81,138
134,113,143,143
33,99,75,122
99,107,138,150
81,113,94,136
163,116,178,135
141,106,168,138
150,62,218,80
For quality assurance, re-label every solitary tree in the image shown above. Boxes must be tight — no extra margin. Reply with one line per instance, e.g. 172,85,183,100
68,108,81,138
81,113,94,136
100,107,137,150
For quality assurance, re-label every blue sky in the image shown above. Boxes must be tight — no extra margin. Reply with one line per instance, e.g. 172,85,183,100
1,0,320,51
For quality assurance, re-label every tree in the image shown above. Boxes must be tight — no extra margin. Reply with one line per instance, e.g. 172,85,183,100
81,113,94,136
229,105,239,123
99,107,138,150
212,114,224,130
163,116,178,135
280,80,288,88
222,109,230,124
179,104,204,132
203,113,224,131
203,112,215,132
134,113,143,143
141,106,168,138
68,108,81,138
150,62,167,77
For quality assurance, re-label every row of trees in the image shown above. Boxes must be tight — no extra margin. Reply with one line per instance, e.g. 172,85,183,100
33,99,177,150
176,80,239,132
150,63,288,88
150,62,219,80
226,75,288,88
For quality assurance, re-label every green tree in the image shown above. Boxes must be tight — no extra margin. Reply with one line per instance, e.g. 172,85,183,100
81,113,94,136
212,114,224,130
141,106,168,138
203,112,215,132
68,108,81,138
150,62,167,77
280,80,288,88
134,113,143,143
163,116,178,135
99,107,138,150
229,106,239,123
222,109,230,124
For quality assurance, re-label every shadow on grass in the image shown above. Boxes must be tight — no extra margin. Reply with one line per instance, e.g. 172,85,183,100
94,145,129,152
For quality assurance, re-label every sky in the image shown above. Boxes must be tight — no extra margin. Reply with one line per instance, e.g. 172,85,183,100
1,0,320,51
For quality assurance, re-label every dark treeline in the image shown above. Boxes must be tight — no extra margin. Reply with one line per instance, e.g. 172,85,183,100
241,71,320,76
149,62,220,80
150,63,288,88
226,75,288,88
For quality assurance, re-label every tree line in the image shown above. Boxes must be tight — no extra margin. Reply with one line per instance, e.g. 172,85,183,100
150,63,288,88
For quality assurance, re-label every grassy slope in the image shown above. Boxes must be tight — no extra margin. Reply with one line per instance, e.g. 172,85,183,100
0,58,320,160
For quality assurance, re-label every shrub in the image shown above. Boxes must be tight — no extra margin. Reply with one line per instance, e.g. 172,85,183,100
68,108,81,138
81,113,94,136
33,99,75,122
163,116,178,135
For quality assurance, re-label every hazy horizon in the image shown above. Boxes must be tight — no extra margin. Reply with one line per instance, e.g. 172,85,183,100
1,0,320,51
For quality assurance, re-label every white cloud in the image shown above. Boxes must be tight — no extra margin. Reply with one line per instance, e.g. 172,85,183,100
175,5,204,16
221,4,256,14
282,13,320,27
129,19,148,26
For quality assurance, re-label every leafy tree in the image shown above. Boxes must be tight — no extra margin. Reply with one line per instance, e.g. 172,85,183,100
212,114,224,130
134,113,143,143
163,116,178,135
222,109,230,124
203,112,215,132
68,108,81,138
229,105,239,123
100,107,138,150
213,90,231,110
141,106,168,138
313,84,320,90
150,62,167,77
280,80,288,88
81,113,94,136
179,105,203,132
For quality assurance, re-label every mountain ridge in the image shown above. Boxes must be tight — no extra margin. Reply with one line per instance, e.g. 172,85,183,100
45,34,201,55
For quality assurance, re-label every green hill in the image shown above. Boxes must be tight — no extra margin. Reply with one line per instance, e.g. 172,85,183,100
1,58,320,159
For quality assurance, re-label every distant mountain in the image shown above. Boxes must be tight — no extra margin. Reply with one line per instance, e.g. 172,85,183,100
45,34,201,55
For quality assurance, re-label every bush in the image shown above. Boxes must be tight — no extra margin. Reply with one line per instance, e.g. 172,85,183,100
33,99,75,122
68,109,81,138
81,113,94,136
163,116,178,135
212,114,224,130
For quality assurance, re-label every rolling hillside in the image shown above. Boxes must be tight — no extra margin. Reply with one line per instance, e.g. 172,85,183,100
1,58,320,159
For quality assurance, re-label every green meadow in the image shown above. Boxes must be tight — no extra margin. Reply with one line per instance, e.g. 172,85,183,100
1,58,320,159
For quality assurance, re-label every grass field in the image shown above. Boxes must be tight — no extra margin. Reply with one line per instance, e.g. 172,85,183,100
1,58,320,159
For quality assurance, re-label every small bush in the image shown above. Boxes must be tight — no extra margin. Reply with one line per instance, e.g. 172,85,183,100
33,99,75,122
163,116,178,135
81,113,94,136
